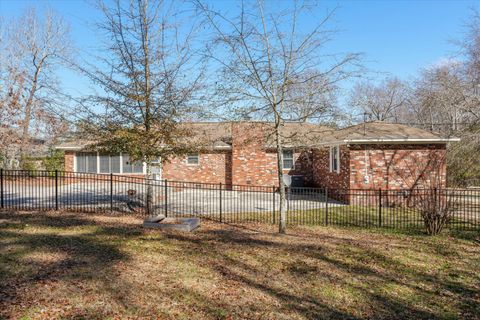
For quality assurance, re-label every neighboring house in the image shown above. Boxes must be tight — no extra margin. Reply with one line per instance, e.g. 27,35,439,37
55,121,459,191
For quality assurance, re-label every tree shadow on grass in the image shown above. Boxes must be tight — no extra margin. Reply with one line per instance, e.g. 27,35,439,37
0,211,142,319
161,226,479,319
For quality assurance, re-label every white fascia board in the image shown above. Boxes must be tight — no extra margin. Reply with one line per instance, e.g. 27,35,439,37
212,145,232,150
54,146,84,151
345,138,461,144
312,137,460,146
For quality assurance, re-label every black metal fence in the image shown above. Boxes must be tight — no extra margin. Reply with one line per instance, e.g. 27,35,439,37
1,169,479,230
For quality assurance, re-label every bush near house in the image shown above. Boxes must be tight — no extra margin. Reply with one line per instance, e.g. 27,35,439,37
42,149,65,176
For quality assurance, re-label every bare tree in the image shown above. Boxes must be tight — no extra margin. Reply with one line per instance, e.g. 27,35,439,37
412,62,474,133
77,0,204,213
282,71,339,122
0,8,71,167
197,0,360,233
349,77,410,122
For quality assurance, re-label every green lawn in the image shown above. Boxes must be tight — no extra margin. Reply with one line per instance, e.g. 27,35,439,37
221,206,479,231
0,211,479,319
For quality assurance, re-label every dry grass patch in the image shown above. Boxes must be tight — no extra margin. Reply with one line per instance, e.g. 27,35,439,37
0,211,479,319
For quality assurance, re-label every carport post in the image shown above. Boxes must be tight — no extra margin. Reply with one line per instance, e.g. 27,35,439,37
55,170,59,211
325,188,328,226
164,180,168,217
219,183,223,222
0,168,4,209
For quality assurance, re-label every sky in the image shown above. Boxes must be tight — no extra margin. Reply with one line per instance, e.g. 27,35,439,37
0,0,478,110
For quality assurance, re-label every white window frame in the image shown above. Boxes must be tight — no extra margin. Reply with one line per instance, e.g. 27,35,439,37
75,152,146,175
329,145,340,173
186,153,200,166
282,149,294,170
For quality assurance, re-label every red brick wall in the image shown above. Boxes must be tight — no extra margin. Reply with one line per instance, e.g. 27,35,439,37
230,123,313,186
349,144,447,190
64,151,75,172
162,151,231,185
311,145,351,190
231,123,274,186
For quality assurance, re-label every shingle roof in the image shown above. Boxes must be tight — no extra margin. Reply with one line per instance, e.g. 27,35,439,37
314,121,460,146
179,122,232,148
264,122,333,148
55,140,97,150
55,121,459,151
55,123,233,151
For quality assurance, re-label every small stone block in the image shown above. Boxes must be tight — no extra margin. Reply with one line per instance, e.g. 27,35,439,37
144,214,166,223
143,217,200,232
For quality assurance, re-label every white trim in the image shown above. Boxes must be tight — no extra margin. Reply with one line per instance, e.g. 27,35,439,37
282,149,294,170
96,152,100,173
345,138,461,143
73,151,146,175
186,153,200,166
56,146,84,151
119,152,124,173
314,137,460,147
212,145,232,150
329,145,340,174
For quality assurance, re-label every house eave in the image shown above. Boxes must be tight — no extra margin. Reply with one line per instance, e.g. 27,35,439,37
345,138,461,144
54,146,84,151
55,145,233,152
310,137,461,147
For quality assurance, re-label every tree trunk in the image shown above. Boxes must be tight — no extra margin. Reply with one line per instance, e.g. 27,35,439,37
274,117,287,234
146,161,154,216
20,64,42,162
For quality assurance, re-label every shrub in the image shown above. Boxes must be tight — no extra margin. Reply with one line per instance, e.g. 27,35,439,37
415,189,453,235
43,149,64,176
20,156,38,177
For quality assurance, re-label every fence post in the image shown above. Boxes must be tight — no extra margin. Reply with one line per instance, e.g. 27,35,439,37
0,169,4,209
272,185,276,224
325,188,329,226
110,173,113,213
378,189,382,227
164,179,168,217
219,183,223,222
55,170,59,211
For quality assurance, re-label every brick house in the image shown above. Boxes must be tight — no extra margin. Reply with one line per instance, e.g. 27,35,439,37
56,121,459,191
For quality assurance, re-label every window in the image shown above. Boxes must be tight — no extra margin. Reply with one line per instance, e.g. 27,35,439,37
283,150,294,169
122,155,143,173
187,153,199,165
75,153,143,174
330,146,340,173
76,152,97,173
99,154,121,173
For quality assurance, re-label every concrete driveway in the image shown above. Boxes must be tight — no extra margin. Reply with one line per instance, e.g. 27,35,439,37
2,182,336,217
